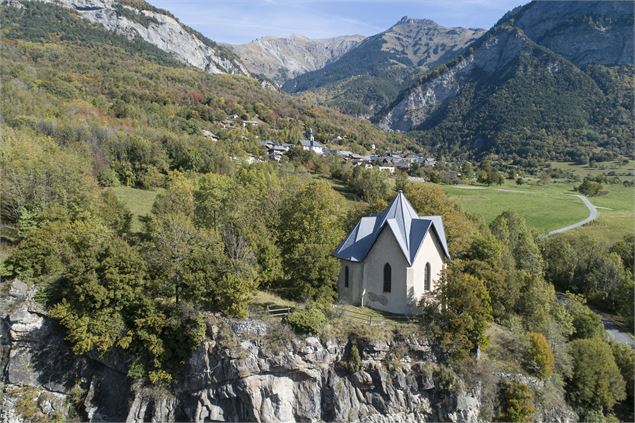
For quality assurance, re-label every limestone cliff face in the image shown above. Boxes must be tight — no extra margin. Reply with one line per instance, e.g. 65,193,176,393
510,0,634,66
378,28,531,132
231,35,365,86
0,279,577,423
377,1,633,133
8,0,250,76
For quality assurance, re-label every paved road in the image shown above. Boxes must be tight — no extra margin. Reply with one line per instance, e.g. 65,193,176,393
547,194,598,236
601,315,635,348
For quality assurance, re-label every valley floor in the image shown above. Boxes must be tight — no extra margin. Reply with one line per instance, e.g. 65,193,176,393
440,180,634,243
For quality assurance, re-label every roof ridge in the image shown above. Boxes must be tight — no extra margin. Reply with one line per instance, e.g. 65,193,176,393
399,192,409,250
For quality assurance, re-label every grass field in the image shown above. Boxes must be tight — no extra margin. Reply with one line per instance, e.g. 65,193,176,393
440,179,634,241
440,181,589,233
572,184,635,243
109,186,159,231
550,160,635,181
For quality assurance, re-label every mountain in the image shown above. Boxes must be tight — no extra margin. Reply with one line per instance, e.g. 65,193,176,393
378,1,634,161
283,17,484,117
4,0,250,75
230,34,365,86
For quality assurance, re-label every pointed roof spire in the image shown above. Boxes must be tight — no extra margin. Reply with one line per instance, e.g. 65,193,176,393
333,191,450,264
378,191,419,250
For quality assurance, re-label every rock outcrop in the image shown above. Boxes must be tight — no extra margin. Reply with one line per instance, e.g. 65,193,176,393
0,279,577,422
231,34,365,86
5,0,250,76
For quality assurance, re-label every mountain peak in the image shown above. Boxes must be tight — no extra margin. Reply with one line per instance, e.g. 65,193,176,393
394,16,439,27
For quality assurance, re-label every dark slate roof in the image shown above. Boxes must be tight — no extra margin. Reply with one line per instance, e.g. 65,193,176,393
334,192,450,265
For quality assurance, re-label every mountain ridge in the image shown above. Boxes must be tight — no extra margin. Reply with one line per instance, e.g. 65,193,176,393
282,17,484,117
2,0,251,76
230,33,365,86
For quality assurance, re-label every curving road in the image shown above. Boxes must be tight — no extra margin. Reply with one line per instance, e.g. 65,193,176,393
547,194,598,236
601,315,635,348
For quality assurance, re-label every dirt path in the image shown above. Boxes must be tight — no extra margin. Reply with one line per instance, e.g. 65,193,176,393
547,194,598,236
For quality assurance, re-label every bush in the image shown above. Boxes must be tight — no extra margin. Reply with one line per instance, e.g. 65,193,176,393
577,177,603,196
285,306,327,334
347,343,362,373
495,380,536,422
526,332,554,379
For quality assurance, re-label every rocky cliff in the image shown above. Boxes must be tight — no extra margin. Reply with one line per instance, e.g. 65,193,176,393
5,0,249,76
0,279,577,422
509,0,634,67
231,34,365,86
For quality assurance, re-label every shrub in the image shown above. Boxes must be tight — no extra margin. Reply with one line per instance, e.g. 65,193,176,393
433,365,460,394
347,343,362,373
526,332,554,379
285,306,327,334
495,380,536,422
577,177,603,196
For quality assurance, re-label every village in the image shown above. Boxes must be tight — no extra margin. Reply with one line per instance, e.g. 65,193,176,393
260,129,436,173
212,126,439,173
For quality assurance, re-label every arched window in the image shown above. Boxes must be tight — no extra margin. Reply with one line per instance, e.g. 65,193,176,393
424,262,431,291
383,263,392,293
344,266,349,288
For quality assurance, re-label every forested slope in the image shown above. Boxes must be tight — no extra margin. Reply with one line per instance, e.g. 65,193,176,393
378,1,634,162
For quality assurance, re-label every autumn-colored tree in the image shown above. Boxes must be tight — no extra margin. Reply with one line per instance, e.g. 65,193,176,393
495,381,536,422
526,332,554,379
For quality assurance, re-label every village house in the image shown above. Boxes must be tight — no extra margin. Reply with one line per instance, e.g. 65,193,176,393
299,128,326,156
334,192,450,315
378,165,396,174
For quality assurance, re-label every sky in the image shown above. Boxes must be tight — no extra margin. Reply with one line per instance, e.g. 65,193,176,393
147,0,530,45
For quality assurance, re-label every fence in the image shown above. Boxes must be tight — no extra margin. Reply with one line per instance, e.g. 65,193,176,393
266,306,292,317
332,305,420,326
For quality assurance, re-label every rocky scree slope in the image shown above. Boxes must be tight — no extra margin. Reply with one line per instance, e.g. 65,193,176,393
0,279,578,422
230,34,365,86
377,0,634,158
283,17,484,118
4,0,250,76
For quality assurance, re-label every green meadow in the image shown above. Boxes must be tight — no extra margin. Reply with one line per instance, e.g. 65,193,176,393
110,186,159,231
549,160,635,181
440,180,634,242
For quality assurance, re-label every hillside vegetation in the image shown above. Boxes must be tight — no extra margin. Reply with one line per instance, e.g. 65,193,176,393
1,2,413,187
378,1,634,162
